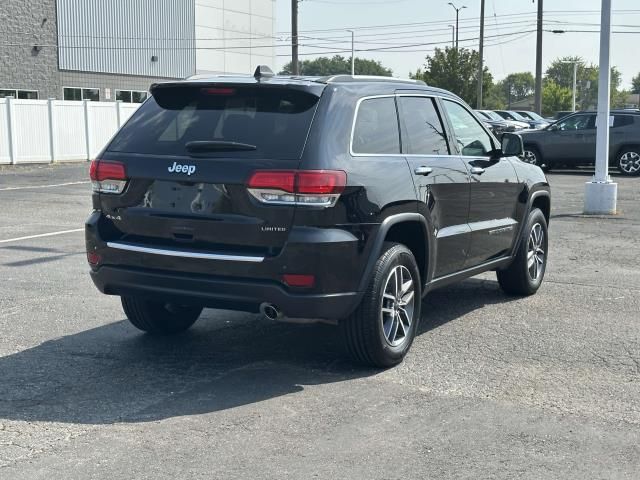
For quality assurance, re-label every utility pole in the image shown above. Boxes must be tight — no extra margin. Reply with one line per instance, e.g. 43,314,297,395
347,30,355,76
291,0,299,75
448,3,467,50
584,0,617,215
534,0,543,114
477,0,485,109
448,25,455,48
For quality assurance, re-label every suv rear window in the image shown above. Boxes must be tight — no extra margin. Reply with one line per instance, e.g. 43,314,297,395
107,86,320,160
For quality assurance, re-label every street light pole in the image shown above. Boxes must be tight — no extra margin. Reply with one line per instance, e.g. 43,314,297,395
560,60,579,112
571,61,578,112
347,30,355,76
448,3,467,50
477,0,485,109
584,0,617,215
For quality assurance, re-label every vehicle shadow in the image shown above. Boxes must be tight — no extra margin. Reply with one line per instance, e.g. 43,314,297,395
0,278,516,425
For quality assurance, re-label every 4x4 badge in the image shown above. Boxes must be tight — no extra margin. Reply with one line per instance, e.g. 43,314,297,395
168,162,196,176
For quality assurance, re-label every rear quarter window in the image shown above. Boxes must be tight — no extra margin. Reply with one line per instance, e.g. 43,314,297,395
613,115,635,128
107,86,320,160
352,97,401,155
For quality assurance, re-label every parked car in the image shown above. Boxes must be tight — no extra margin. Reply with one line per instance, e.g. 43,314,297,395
519,110,640,176
494,110,548,130
476,110,528,133
474,110,518,138
516,110,553,127
554,111,575,121
86,67,551,368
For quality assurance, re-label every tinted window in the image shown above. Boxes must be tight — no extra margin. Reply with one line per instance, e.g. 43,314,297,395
398,97,449,155
17,90,38,100
352,97,400,154
556,114,595,131
443,100,493,157
613,115,635,128
108,86,320,160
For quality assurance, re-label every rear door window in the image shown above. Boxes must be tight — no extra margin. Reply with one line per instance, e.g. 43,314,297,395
398,97,450,155
352,97,401,155
107,86,320,160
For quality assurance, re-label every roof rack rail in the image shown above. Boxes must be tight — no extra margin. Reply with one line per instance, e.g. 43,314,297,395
315,75,426,86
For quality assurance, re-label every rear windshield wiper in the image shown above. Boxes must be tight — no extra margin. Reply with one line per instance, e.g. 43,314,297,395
185,141,257,153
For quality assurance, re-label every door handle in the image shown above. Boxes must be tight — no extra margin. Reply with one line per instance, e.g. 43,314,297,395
470,167,486,175
414,166,433,176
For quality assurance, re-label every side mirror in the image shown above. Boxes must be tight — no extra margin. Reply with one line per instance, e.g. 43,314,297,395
500,133,524,157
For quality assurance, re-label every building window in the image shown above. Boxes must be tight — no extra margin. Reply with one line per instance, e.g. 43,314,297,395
0,89,39,99
115,90,148,103
63,87,100,102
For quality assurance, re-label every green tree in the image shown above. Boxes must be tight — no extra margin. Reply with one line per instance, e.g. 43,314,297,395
545,56,622,110
542,80,573,117
483,83,507,110
631,73,640,94
279,55,393,76
496,72,535,105
411,47,493,108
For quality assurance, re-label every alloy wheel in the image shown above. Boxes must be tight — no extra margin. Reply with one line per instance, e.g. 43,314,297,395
522,150,538,165
527,223,545,282
619,151,640,175
380,265,415,347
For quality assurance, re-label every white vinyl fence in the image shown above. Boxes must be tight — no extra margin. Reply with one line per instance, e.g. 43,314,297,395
0,98,140,165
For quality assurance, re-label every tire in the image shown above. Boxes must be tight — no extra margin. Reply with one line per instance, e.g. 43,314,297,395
497,208,548,296
121,296,202,335
521,146,551,172
341,242,422,368
616,148,640,176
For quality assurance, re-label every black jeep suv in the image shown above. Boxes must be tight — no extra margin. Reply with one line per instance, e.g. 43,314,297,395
86,68,551,367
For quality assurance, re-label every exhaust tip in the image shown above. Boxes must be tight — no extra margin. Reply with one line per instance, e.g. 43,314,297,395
260,303,282,321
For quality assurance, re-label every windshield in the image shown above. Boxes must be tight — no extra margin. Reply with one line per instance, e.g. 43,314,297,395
107,86,320,159
506,111,529,121
481,110,504,122
520,111,545,122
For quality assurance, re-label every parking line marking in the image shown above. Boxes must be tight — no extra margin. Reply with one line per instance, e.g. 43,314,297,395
0,229,84,244
0,181,90,192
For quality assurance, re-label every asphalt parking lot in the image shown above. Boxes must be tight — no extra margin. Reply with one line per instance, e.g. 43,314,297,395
0,163,639,479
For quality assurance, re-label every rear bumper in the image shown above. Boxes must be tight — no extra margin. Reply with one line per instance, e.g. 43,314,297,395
90,266,360,320
86,211,370,320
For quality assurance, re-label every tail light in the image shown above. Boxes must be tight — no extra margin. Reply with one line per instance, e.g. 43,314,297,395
90,160,127,194
247,170,346,207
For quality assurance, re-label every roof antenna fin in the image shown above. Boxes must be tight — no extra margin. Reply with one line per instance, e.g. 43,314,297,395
254,65,275,81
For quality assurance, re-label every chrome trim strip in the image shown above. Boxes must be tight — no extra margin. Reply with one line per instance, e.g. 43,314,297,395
106,242,265,263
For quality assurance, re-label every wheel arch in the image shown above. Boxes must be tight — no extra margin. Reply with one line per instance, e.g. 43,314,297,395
613,143,640,164
510,189,551,258
357,214,432,292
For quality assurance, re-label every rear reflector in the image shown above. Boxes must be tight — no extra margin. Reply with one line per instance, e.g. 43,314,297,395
282,274,316,288
89,160,128,194
87,251,102,266
247,170,346,207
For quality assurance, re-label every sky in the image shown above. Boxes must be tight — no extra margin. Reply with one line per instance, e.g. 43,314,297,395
274,0,640,88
